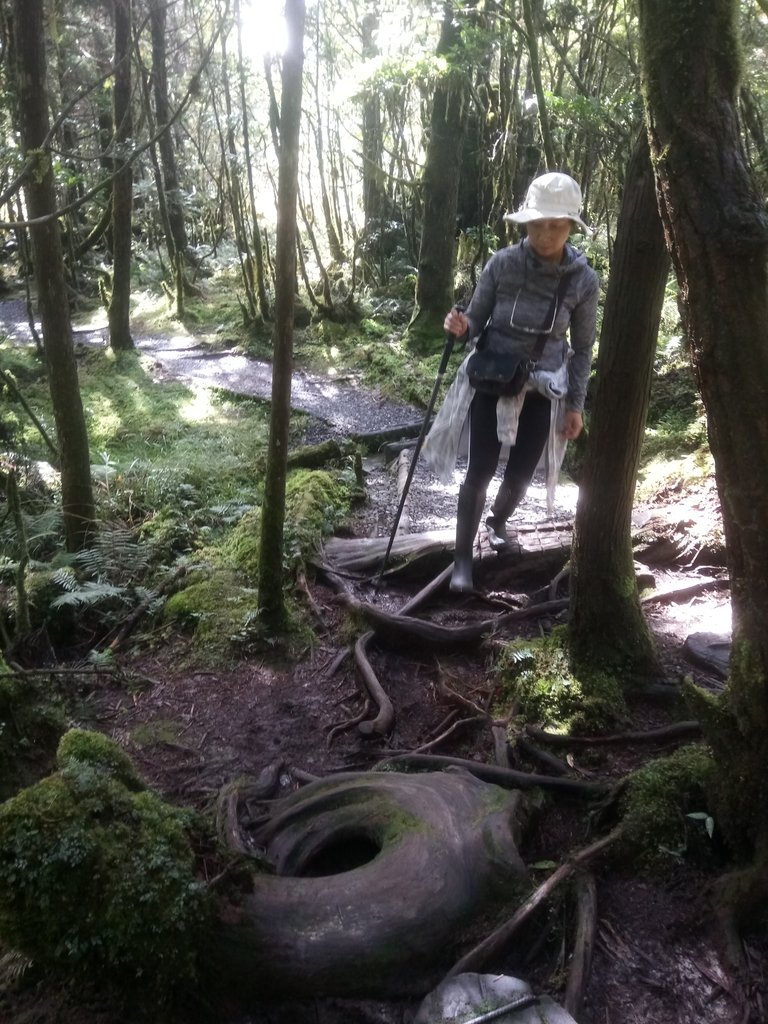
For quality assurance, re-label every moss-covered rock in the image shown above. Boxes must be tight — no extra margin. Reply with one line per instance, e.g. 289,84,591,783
56,727,144,791
617,743,717,873
0,730,208,995
0,672,65,803
494,629,628,735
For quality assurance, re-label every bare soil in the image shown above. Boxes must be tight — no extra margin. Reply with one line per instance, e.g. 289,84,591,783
2,303,765,1024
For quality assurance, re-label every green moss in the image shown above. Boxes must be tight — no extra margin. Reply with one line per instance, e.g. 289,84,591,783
219,508,263,579
56,728,144,791
494,629,628,734
618,744,716,873
215,468,355,582
0,737,208,995
130,719,184,749
163,569,257,658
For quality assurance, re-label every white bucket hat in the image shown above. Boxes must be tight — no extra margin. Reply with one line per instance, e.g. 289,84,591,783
505,171,592,235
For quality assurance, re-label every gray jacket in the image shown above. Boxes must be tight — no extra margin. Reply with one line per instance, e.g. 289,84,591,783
465,239,599,412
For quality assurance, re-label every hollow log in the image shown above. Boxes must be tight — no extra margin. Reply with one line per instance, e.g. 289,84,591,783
350,421,425,450
210,770,529,999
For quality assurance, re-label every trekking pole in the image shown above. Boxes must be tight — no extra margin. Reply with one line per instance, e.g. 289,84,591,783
374,309,463,588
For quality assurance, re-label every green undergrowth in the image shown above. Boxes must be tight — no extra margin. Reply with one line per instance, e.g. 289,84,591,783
636,347,710,497
292,313,463,410
493,627,628,735
617,744,718,873
0,729,209,999
163,467,358,661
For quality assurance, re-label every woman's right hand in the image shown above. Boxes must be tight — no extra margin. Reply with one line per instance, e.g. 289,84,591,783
444,308,469,338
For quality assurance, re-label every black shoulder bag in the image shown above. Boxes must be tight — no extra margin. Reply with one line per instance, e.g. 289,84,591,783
466,274,571,397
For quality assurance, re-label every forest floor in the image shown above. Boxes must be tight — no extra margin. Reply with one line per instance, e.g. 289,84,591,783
1,300,766,1024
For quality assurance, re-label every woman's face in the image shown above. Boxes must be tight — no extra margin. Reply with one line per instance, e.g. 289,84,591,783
525,218,573,262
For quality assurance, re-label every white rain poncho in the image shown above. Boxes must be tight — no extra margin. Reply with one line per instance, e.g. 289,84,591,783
421,350,569,513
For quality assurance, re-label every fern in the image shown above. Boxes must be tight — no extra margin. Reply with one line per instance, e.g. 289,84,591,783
51,567,78,592
51,581,128,609
0,948,33,984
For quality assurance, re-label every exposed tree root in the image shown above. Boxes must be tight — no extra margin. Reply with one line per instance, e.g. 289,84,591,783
515,737,573,776
324,565,456,737
525,721,702,747
354,631,394,735
296,569,329,633
444,827,622,979
375,752,611,798
212,770,529,998
335,593,569,651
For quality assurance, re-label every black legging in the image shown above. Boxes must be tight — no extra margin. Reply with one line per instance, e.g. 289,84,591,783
464,389,552,492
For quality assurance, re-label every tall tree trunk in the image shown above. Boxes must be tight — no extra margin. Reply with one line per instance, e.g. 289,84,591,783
569,130,669,682
360,11,387,231
258,0,306,629
107,0,134,351
310,4,344,264
13,0,95,552
638,0,768,873
216,23,258,324
234,0,271,322
410,2,471,344
149,0,187,260
520,0,556,169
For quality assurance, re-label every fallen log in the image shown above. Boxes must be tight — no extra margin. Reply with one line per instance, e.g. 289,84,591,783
564,872,598,1019
286,439,345,470
350,420,425,450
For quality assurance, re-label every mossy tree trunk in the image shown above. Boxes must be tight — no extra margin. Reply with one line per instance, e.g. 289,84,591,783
410,2,472,344
638,0,768,863
14,0,95,552
257,0,306,628
107,0,134,352
569,129,669,683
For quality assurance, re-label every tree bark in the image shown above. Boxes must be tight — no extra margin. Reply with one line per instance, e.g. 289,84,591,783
410,2,471,342
520,0,556,169
234,0,271,321
149,0,188,261
257,0,306,628
13,0,95,552
569,130,669,682
360,11,388,231
107,0,134,351
638,0,768,860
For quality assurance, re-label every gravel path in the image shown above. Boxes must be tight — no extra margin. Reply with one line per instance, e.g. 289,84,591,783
0,297,578,535
0,298,422,442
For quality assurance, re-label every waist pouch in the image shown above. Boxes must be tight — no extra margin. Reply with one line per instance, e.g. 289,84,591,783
467,273,572,397
466,350,533,396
